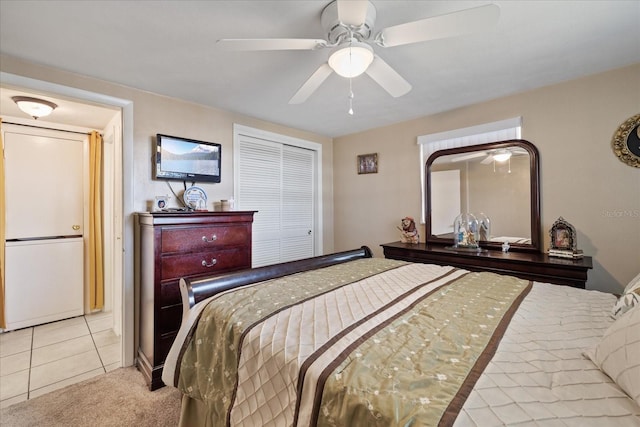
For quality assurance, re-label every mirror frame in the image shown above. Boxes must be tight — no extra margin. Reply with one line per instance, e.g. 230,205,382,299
425,139,541,253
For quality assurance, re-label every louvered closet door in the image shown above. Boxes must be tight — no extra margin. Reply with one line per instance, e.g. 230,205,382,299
236,135,315,267
281,144,314,262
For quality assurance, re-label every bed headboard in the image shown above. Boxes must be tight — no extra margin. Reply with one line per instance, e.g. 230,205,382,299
179,246,373,317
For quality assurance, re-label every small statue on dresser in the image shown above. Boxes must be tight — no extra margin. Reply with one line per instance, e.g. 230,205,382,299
398,216,419,244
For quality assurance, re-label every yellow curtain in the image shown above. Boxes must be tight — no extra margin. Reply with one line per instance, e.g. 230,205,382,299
89,131,104,310
0,119,6,328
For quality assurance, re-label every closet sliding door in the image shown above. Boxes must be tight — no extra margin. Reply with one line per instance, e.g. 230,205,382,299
281,144,315,262
236,133,316,267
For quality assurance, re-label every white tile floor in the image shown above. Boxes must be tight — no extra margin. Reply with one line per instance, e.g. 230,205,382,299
0,312,121,409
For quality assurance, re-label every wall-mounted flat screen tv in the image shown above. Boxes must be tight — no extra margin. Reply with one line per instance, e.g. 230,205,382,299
154,134,221,183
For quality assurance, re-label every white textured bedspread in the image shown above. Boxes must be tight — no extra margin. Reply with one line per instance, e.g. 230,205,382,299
455,282,640,426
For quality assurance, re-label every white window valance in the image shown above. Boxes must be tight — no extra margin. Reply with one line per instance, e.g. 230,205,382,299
417,116,522,148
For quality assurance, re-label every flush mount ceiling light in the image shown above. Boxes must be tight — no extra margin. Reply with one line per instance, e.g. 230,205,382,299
11,96,58,119
328,40,374,78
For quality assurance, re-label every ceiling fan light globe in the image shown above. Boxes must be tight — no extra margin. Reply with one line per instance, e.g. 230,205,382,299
328,41,374,78
493,151,512,162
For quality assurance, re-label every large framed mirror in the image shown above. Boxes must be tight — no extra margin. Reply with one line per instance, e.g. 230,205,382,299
425,139,541,252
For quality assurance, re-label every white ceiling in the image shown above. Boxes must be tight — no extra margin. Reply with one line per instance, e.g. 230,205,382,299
1,1,638,137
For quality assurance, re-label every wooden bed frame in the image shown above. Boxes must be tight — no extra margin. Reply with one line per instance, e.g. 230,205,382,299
179,246,373,319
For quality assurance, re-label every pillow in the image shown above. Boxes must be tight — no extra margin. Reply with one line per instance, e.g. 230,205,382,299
625,272,640,293
586,305,640,406
611,273,640,319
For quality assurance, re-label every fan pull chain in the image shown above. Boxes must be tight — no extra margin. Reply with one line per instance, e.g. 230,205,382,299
348,77,354,115
348,39,354,115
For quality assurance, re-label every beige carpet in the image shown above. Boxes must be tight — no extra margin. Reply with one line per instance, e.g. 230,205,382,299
0,367,182,426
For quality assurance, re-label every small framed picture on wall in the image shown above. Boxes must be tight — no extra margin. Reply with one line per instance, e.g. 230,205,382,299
357,153,378,174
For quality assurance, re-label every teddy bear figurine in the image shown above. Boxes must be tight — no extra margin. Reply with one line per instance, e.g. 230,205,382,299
397,216,419,244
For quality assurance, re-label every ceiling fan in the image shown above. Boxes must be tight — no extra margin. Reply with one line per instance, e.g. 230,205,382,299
448,147,528,165
217,1,500,105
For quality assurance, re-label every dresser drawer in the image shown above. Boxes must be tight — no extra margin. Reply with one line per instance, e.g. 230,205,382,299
159,280,181,307
156,330,179,366
161,247,250,281
161,225,250,254
158,303,182,336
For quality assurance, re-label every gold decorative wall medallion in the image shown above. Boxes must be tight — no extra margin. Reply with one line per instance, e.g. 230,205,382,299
612,114,640,168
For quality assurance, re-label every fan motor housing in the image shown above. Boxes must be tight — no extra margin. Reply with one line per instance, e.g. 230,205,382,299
321,0,377,44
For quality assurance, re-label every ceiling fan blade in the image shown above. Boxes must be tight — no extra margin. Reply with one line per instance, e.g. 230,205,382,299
217,38,326,51
337,0,370,27
377,4,500,48
480,155,494,165
450,152,487,163
289,64,333,104
365,56,411,98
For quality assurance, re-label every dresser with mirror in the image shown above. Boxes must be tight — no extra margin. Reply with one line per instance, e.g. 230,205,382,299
382,139,592,288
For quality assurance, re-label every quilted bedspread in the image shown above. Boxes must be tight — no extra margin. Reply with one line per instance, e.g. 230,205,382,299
163,258,640,426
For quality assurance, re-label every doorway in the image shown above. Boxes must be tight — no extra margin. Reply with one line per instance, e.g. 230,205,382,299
1,72,135,369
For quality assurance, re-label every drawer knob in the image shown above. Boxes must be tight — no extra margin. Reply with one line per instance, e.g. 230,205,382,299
202,235,218,243
202,258,218,268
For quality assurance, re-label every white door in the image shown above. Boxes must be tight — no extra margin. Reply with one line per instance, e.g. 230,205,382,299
4,130,85,239
236,134,315,267
3,126,86,330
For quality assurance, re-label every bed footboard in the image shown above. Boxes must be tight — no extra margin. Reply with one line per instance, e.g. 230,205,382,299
179,246,373,320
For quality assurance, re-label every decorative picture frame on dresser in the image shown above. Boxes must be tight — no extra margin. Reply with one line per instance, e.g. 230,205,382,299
549,216,583,259
153,196,168,212
357,153,378,174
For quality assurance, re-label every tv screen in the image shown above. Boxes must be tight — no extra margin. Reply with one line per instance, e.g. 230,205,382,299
154,134,221,183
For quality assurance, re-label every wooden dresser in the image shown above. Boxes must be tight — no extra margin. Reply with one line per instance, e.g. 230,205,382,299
381,241,593,289
136,211,255,390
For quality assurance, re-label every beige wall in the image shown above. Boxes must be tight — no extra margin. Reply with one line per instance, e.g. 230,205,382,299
3,54,637,294
0,54,335,254
333,63,640,294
